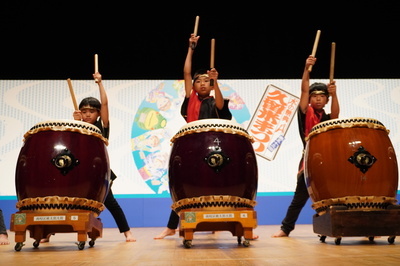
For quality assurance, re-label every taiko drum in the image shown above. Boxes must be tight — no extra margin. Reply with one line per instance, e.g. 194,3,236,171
304,117,398,204
15,120,110,213
168,119,258,203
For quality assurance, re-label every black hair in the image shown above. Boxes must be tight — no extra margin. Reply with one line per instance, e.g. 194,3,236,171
79,97,101,110
309,82,329,97
192,69,208,81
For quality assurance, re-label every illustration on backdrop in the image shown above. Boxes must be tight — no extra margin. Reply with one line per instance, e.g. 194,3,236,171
131,80,251,194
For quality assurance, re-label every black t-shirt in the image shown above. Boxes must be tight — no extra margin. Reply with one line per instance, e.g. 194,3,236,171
297,106,331,148
181,97,232,121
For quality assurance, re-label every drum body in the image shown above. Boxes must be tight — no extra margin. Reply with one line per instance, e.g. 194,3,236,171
15,120,110,213
169,119,258,204
304,117,398,206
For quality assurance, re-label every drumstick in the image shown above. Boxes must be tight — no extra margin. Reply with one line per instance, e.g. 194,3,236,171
210,38,215,68
329,42,336,83
308,30,321,72
193,16,199,36
67,78,79,110
191,16,200,50
210,38,215,86
94,54,99,83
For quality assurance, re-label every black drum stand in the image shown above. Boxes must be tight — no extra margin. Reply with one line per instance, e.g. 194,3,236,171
313,205,400,245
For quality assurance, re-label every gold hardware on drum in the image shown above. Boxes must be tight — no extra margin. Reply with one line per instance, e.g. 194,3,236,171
205,151,229,173
51,148,80,175
347,146,377,173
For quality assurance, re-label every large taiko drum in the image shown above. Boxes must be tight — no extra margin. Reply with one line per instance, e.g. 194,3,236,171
15,119,110,215
169,119,258,212
304,117,398,214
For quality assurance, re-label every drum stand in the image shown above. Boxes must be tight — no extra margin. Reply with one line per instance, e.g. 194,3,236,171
178,208,257,248
10,210,103,251
313,205,400,245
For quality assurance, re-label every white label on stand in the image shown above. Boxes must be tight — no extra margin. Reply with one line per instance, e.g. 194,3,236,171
203,213,234,219
34,216,66,221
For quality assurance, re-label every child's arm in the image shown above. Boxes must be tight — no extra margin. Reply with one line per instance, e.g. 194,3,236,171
94,72,109,127
184,34,199,98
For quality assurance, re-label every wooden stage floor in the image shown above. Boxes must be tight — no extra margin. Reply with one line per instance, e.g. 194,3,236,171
2,224,400,265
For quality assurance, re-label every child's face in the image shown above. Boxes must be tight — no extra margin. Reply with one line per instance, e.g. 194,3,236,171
193,76,213,98
309,94,328,111
80,107,100,124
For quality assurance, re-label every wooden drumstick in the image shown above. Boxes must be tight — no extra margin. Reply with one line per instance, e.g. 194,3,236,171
308,30,321,72
67,78,79,110
329,42,336,83
210,38,215,86
210,38,215,68
193,16,199,36
191,16,200,50
94,54,99,83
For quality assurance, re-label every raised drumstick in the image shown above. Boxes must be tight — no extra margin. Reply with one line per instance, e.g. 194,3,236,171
329,42,336,83
210,38,215,86
193,16,199,36
191,16,200,50
210,38,215,68
308,30,321,72
67,78,78,110
94,54,99,83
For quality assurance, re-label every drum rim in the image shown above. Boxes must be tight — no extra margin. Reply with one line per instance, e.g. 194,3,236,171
23,119,108,145
307,117,389,140
171,119,254,143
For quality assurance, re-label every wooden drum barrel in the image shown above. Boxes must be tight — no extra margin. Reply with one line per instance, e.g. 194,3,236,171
304,117,398,214
15,120,110,215
169,119,258,213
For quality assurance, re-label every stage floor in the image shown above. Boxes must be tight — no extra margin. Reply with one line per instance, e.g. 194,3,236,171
2,224,400,265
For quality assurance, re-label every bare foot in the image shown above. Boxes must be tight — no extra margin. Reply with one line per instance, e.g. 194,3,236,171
0,234,10,245
271,230,288,238
124,230,136,242
154,228,176,239
40,233,53,243
252,234,259,240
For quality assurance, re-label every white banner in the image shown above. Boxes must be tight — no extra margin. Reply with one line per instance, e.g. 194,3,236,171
247,84,300,161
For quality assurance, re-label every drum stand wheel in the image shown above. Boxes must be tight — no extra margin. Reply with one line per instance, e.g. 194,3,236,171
178,208,257,248
318,235,342,245
183,239,193,248
237,236,250,247
10,210,103,251
313,205,400,245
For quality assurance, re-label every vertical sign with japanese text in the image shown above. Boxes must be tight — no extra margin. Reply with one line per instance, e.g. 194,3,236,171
247,84,299,160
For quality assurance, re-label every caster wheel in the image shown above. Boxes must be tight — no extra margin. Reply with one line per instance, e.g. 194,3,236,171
89,239,95,247
335,237,341,245
15,242,24,251
243,240,250,247
33,240,40,248
77,241,85,250
388,236,395,244
237,236,242,245
368,236,374,242
183,240,192,248
319,235,326,243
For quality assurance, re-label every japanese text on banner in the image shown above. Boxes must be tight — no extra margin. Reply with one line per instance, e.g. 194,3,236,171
248,84,299,160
